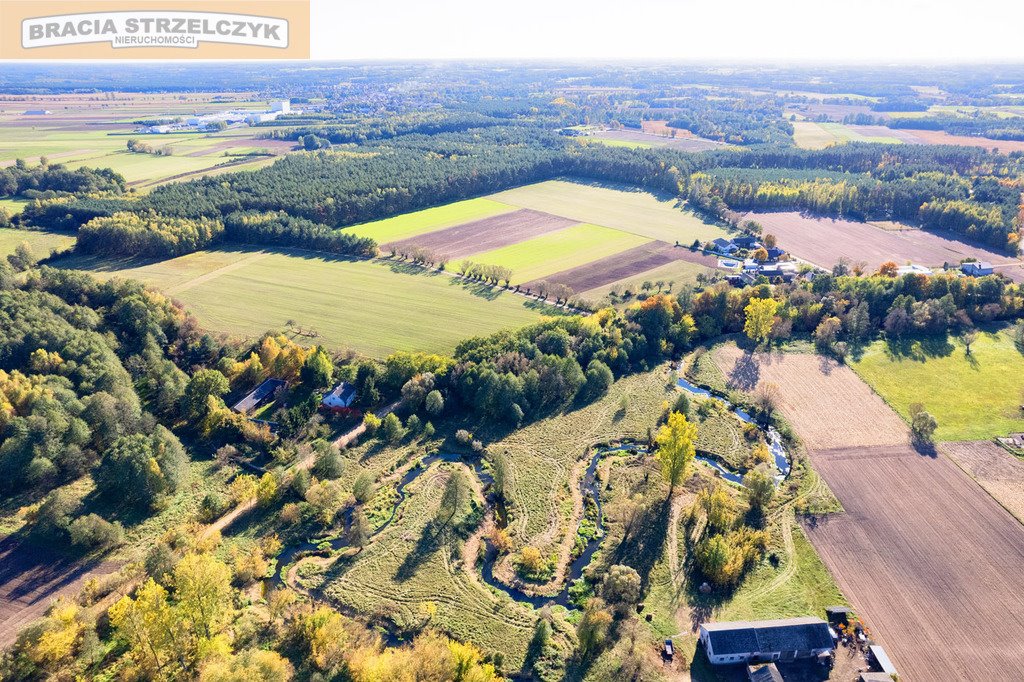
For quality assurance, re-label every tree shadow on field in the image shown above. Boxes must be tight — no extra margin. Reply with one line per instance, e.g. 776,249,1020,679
447,277,503,301
611,495,670,592
393,521,442,583
884,333,955,362
726,351,761,391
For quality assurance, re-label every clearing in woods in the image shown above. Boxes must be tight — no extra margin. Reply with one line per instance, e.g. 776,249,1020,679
0,228,75,258
63,247,555,357
803,445,1024,682
711,344,910,450
849,328,1024,441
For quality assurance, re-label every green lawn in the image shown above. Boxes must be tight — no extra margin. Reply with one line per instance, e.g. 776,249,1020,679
63,247,553,358
0,227,74,257
467,222,650,284
343,197,516,243
490,179,727,244
850,328,1024,441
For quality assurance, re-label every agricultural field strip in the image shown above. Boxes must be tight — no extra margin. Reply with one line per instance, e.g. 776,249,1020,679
940,441,1024,525
712,344,911,451
0,228,75,257
344,197,517,243
744,211,1017,271
69,248,548,357
804,444,1024,682
849,329,1024,442
524,240,716,293
464,222,652,285
385,208,580,260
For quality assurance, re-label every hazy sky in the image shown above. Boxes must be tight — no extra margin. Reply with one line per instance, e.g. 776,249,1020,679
312,0,1024,62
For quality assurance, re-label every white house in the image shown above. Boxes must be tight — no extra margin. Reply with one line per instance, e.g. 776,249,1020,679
961,261,994,277
321,382,359,414
699,617,834,665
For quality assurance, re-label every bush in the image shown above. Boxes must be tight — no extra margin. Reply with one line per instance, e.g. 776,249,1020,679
68,514,124,549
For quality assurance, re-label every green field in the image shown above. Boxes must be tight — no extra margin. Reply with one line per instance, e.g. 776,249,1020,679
63,247,554,357
0,228,74,257
490,179,727,244
0,198,29,215
343,197,515,242
467,222,650,284
851,328,1024,441
792,121,904,149
0,122,283,187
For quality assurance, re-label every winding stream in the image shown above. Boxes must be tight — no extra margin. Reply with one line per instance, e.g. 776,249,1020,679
269,370,790,612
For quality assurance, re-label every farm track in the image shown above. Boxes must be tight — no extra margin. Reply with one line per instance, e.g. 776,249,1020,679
164,251,271,295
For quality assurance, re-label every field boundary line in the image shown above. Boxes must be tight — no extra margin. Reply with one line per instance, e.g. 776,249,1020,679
164,250,271,295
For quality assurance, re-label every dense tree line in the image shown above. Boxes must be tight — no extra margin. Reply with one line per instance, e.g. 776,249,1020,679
269,111,520,145
0,160,125,199
76,211,224,258
224,211,377,256
887,114,1024,141
663,94,793,145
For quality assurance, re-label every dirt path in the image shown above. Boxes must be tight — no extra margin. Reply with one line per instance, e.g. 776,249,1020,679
328,402,399,451
164,251,271,295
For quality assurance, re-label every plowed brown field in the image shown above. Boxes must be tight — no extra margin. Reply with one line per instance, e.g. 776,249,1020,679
712,345,910,450
384,209,577,259
742,211,1016,271
804,445,1024,681
524,240,716,292
940,440,1024,523
0,537,120,648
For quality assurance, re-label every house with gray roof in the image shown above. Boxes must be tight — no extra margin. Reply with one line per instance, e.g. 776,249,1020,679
699,616,834,666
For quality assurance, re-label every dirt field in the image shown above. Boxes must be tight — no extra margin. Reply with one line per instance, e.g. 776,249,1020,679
940,441,1024,524
525,240,716,291
900,128,1024,154
743,211,1018,270
593,129,725,152
803,444,1024,681
0,537,121,648
384,208,577,259
712,345,910,450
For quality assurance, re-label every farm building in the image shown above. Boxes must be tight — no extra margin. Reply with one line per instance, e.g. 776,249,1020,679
699,616,834,665
24,109,52,115
859,674,894,682
824,606,851,625
747,662,784,682
897,263,932,276
732,235,761,249
321,382,360,415
232,378,287,414
961,261,994,276
868,645,898,677
713,237,739,254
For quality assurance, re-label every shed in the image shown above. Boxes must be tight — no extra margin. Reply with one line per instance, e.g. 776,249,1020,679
859,674,894,682
868,645,897,675
747,662,784,682
824,606,851,624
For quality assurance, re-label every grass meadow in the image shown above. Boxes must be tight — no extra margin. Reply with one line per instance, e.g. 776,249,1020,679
0,227,75,257
850,327,1024,441
63,247,553,357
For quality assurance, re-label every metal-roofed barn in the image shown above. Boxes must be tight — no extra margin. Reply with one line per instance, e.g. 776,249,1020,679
699,616,834,665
